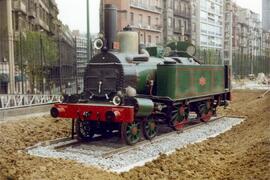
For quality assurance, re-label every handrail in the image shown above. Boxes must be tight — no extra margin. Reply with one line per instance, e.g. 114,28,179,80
0,94,62,110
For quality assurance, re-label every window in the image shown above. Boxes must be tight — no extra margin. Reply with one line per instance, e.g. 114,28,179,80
192,23,196,33
201,11,207,21
185,20,188,32
140,33,144,43
156,36,159,43
130,12,134,25
169,0,173,8
148,16,151,26
139,14,143,25
174,0,178,10
148,35,151,43
168,17,172,28
156,0,159,7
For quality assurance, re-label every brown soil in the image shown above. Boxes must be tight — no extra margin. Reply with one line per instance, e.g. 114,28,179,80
0,90,269,180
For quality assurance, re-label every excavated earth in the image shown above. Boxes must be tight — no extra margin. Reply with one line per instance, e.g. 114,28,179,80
0,90,269,180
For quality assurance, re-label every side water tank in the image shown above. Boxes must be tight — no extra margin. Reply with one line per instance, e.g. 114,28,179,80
117,26,138,54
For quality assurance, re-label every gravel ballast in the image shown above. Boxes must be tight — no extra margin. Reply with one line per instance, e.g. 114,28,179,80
28,117,245,173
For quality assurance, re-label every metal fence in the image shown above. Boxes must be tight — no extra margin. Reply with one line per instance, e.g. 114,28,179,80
0,33,78,95
1,33,270,96
232,54,270,78
196,48,223,65
196,48,270,78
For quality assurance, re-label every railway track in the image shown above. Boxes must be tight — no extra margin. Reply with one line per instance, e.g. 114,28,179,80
36,115,245,158
26,115,246,172
101,116,226,158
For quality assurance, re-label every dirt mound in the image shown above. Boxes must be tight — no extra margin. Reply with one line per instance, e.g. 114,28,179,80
0,90,269,179
0,116,122,180
122,90,270,179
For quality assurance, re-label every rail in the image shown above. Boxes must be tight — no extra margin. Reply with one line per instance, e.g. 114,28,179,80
0,94,62,109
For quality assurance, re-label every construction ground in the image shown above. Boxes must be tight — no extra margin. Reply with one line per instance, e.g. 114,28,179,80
0,90,269,180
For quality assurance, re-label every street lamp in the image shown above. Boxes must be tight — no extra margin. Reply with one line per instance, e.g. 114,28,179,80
86,0,92,62
39,29,45,94
19,31,26,94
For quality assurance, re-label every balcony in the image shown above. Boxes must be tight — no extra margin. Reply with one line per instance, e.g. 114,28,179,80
28,7,36,19
38,19,50,31
13,0,27,14
174,10,191,19
131,24,162,33
130,2,162,14
173,28,191,35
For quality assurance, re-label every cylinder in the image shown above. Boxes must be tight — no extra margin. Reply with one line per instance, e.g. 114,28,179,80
134,98,154,117
104,4,117,50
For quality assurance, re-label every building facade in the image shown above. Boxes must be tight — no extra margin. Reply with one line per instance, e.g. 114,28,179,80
0,0,75,94
237,8,262,57
262,31,270,57
72,30,87,93
101,0,195,46
191,0,199,45
223,0,239,62
198,0,224,49
163,0,193,43
262,0,270,31
12,0,60,37
101,0,163,47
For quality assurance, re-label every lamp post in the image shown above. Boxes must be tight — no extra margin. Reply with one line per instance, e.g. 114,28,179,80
19,31,24,94
86,0,92,62
39,29,45,94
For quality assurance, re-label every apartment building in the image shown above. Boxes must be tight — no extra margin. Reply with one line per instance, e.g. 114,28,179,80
223,0,239,61
163,0,174,43
72,30,87,93
101,0,163,47
262,31,270,57
237,8,262,56
163,0,192,43
198,0,224,49
262,0,270,31
101,0,196,46
12,0,60,36
191,0,199,45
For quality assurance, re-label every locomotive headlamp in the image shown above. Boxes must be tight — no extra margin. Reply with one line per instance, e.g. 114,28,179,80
112,95,122,106
93,38,104,50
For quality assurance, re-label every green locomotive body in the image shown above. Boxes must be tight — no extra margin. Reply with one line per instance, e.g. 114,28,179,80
157,64,227,100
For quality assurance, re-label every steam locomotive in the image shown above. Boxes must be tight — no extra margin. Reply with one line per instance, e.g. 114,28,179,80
50,4,231,145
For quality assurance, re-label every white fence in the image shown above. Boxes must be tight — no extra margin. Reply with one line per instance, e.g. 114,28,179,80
0,94,62,109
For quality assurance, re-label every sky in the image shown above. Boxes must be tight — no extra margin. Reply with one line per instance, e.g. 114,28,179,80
55,0,262,34
234,0,262,16
56,0,101,34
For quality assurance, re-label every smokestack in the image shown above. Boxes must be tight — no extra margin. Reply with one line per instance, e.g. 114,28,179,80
104,4,117,50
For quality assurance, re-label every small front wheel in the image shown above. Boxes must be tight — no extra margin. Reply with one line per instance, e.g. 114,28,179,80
76,119,95,141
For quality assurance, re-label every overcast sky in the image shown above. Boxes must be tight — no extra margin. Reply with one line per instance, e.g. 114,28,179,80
55,0,262,34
